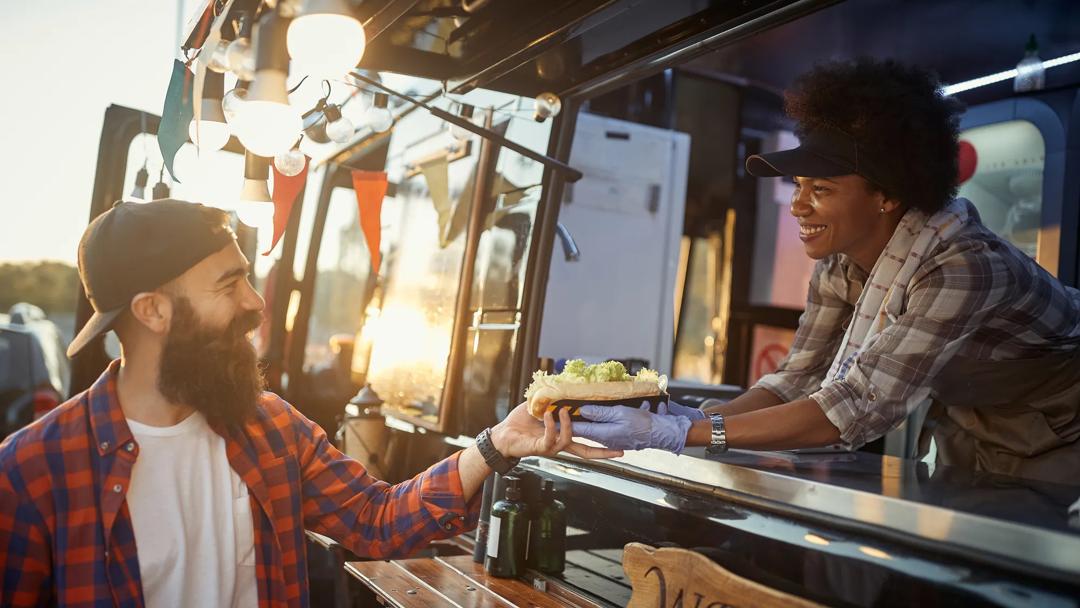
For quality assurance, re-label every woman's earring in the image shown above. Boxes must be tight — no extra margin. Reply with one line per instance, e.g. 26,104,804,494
880,207,886,213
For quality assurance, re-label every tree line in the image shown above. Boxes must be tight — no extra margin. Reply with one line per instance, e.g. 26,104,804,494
0,262,80,315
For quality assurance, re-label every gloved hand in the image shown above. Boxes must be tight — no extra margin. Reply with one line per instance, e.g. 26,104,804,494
655,400,706,421
571,404,692,453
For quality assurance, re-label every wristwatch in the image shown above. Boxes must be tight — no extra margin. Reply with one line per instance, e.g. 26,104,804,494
705,414,728,455
476,427,519,474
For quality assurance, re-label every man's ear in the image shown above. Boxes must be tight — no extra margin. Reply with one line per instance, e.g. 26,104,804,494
128,292,173,335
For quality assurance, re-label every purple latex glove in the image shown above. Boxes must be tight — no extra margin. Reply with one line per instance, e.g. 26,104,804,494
655,400,706,421
571,404,692,453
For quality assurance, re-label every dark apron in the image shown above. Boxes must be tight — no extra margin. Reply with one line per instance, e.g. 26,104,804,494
922,350,1080,484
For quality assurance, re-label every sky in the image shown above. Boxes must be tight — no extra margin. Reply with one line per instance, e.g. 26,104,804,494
1,1,193,264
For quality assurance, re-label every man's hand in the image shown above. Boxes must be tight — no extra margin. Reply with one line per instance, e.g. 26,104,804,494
570,404,692,453
490,403,624,460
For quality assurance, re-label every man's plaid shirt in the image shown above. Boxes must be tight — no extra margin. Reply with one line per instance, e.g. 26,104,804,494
755,217,1080,448
0,360,481,607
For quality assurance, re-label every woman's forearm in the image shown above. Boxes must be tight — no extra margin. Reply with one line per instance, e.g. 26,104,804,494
701,387,784,416
688,398,840,450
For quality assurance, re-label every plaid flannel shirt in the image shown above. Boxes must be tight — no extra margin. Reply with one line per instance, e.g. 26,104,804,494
0,360,481,607
755,218,1080,448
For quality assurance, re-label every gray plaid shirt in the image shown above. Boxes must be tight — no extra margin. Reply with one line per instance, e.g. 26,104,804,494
754,216,1080,448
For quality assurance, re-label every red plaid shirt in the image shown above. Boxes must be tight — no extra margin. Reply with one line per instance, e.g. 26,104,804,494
0,360,481,607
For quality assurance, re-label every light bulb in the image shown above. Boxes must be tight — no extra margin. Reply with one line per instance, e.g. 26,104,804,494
449,104,476,141
363,107,393,133
287,0,366,77
208,40,232,73
233,70,302,157
534,92,562,122
226,37,256,81
325,115,355,143
236,201,276,234
222,86,248,122
188,118,231,151
274,149,306,176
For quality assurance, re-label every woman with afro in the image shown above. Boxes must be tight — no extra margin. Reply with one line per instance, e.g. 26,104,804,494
572,59,1080,482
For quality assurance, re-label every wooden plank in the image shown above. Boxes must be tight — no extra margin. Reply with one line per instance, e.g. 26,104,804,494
437,555,577,608
558,563,632,608
345,561,461,608
394,558,516,608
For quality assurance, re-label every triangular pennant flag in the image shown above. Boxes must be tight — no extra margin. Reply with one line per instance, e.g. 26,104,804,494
263,156,310,255
351,170,389,274
419,155,451,230
159,60,195,182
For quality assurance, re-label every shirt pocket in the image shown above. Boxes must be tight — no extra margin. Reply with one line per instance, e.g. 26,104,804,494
234,484,257,567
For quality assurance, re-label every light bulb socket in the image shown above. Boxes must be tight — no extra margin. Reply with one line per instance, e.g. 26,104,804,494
152,181,171,199
203,69,226,100
323,103,343,123
244,152,271,180
134,166,149,188
373,93,389,109
253,10,292,74
241,178,272,203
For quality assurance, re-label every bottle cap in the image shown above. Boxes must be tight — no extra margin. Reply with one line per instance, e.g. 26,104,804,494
504,476,522,501
541,479,555,501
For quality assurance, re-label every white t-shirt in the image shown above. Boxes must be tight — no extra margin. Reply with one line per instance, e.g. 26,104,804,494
126,412,258,608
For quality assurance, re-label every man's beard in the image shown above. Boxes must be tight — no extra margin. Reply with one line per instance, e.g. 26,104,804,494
158,297,266,426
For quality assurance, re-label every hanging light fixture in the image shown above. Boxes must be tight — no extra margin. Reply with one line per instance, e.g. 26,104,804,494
533,92,562,122
274,141,307,176
189,70,231,151
130,163,149,200
151,167,171,199
222,80,249,123
238,152,276,233
231,9,302,157
207,39,232,73
287,0,366,78
362,93,393,133
322,103,355,143
226,11,256,81
449,103,475,140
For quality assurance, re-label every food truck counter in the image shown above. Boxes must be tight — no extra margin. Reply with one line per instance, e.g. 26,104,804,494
509,449,1080,607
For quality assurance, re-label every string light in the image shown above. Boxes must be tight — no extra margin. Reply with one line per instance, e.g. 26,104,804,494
363,93,393,133
238,152,275,233
226,10,255,81
322,103,355,143
130,163,149,200
287,0,366,78
231,10,302,157
533,92,562,122
189,70,231,151
274,145,307,176
207,40,232,73
449,103,475,140
151,166,171,199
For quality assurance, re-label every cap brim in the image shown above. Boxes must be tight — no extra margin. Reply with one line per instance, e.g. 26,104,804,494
67,308,123,358
745,147,854,178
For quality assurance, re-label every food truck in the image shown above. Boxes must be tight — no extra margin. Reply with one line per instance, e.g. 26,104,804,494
69,0,1080,605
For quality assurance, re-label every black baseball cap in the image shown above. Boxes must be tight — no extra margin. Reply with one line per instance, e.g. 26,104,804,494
745,129,893,192
68,199,235,358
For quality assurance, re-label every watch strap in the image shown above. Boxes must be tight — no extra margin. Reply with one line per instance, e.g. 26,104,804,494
476,428,519,474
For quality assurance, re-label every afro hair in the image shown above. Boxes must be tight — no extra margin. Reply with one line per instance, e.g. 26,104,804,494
784,58,965,214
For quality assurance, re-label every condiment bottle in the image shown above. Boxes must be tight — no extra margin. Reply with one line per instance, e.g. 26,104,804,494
533,479,567,574
485,476,528,578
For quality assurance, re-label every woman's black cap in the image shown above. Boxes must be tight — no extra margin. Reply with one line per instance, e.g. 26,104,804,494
67,199,235,358
745,129,894,192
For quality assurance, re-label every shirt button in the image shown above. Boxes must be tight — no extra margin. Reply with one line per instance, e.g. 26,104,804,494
99,441,109,451
113,484,123,493
868,393,877,402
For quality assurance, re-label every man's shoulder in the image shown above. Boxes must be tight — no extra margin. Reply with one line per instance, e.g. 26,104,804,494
0,391,89,484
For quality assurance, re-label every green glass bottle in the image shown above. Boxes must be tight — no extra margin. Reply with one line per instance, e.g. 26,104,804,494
533,479,567,574
485,476,528,578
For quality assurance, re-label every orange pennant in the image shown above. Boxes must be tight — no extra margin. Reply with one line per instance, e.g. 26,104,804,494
263,156,310,255
351,170,389,274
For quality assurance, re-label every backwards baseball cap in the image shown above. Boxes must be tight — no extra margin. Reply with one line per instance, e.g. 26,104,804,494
745,129,894,192
68,199,235,358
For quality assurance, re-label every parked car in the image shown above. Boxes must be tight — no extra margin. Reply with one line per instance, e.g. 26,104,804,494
1,303,69,440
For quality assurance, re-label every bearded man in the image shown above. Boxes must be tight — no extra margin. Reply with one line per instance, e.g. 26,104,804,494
0,200,618,607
